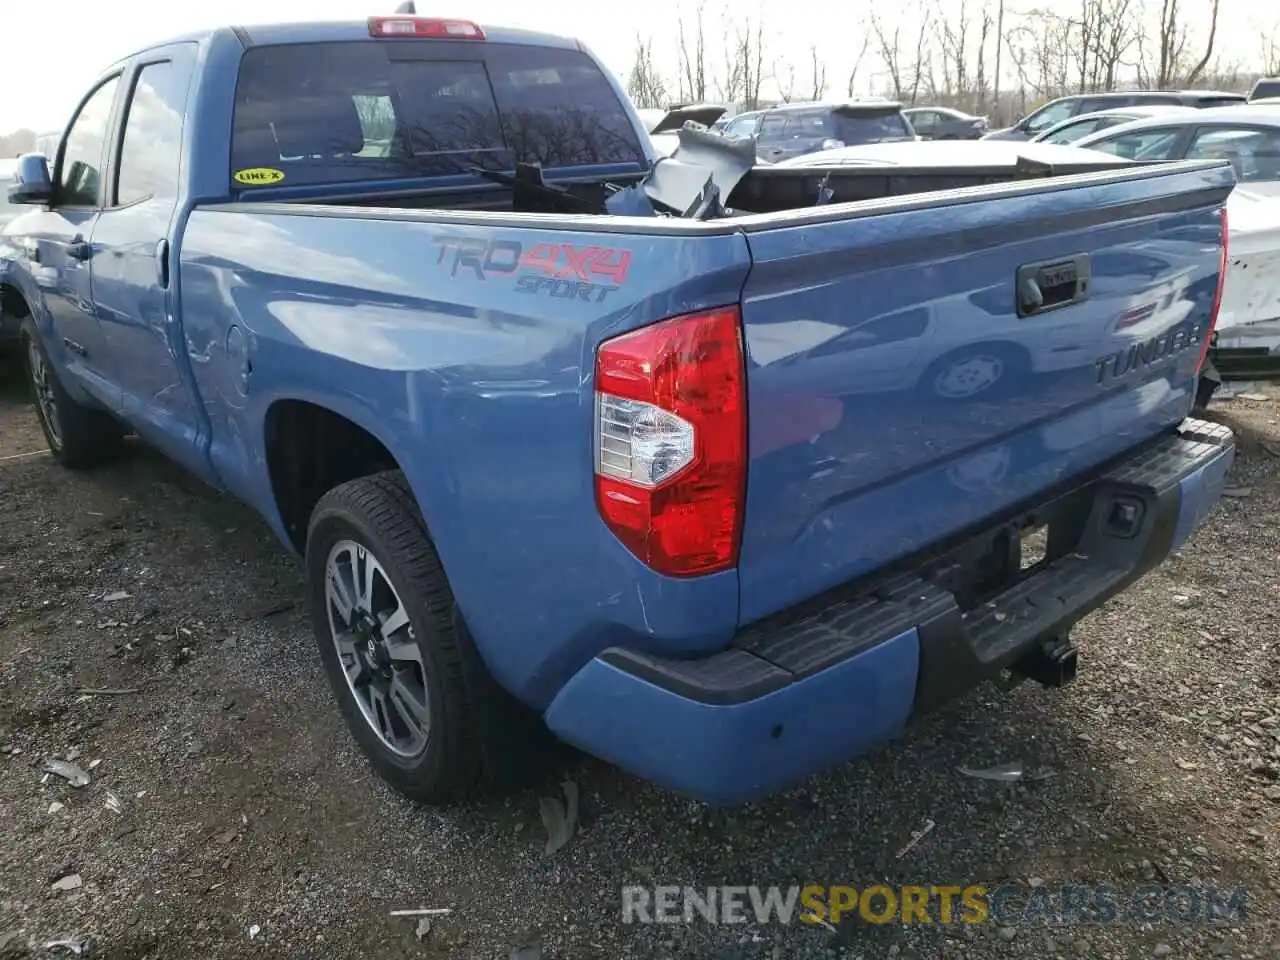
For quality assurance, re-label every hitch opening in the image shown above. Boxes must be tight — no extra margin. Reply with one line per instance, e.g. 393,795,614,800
1010,634,1078,687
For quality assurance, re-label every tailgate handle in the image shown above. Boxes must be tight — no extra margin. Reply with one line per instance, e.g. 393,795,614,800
1016,254,1091,318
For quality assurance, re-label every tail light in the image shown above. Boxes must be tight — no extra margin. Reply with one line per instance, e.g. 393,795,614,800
594,307,747,577
1197,206,1229,374
367,17,484,38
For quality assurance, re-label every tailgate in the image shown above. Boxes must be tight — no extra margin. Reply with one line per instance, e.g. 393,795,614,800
735,161,1233,624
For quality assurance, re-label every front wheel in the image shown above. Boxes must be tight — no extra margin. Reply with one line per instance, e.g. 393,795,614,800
20,317,123,468
306,471,545,804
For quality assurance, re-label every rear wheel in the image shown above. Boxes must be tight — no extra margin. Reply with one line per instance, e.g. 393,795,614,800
20,317,124,468
306,471,551,803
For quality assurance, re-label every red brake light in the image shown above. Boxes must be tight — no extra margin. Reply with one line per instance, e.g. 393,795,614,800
1197,205,1229,374
367,17,484,39
594,307,747,577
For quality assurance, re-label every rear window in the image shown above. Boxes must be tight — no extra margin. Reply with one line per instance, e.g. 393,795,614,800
1249,79,1280,101
833,111,914,144
229,40,645,189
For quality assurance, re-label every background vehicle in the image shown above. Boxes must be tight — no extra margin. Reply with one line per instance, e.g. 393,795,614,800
1031,104,1196,145
903,106,988,140
0,158,21,346
0,17,1235,807
718,100,916,163
772,139,1142,169
1249,77,1280,101
985,89,1247,141
0,158,19,228
1076,106,1280,397
1073,105,1280,170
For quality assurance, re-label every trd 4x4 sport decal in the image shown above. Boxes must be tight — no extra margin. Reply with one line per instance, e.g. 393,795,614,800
432,236,632,304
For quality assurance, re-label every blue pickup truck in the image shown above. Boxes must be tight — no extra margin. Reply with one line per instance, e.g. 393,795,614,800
0,16,1236,806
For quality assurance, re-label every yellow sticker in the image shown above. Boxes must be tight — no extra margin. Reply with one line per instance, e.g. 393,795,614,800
233,167,285,186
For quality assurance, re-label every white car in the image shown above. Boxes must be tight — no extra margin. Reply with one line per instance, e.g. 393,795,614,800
1072,107,1280,386
1030,105,1197,145
771,138,1137,169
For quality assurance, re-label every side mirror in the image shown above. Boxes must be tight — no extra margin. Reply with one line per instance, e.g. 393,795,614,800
7,153,54,205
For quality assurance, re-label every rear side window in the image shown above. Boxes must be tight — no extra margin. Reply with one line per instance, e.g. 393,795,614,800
1088,128,1182,160
229,40,645,189
1186,127,1280,181
116,60,192,205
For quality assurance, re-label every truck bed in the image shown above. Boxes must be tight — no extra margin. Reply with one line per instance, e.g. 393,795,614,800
234,150,1139,217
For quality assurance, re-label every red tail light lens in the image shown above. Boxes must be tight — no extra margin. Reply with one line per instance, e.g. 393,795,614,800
1197,206,1229,374
594,307,747,577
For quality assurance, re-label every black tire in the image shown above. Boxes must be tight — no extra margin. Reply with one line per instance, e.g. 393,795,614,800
1193,358,1221,413
306,471,549,804
20,316,124,468
918,341,1030,403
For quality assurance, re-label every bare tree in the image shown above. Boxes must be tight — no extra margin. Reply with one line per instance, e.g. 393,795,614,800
1183,0,1220,85
846,32,871,96
932,0,972,100
809,44,828,100
1262,26,1280,76
676,0,708,102
776,58,797,102
1095,0,1139,90
717,14,767,108
627,35,669,109
993,0,1005,113
1143,0,1219,87
868,10,907,100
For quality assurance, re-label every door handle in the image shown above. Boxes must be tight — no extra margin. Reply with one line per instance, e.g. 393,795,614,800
1016,254,1092,318
155,238,170,289
66,236,91,261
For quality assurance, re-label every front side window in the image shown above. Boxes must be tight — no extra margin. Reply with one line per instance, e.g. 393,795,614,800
229,40,645,189
116,59,192,205
1023,99,1076,134
756,114,788,142
58,76,120,206
724,115,760,138
1041,118,1099,144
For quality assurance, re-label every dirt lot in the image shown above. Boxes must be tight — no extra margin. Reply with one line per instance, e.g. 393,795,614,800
1,363,1279,960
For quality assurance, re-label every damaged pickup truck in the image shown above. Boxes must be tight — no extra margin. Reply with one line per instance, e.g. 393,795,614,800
0,15,1236,805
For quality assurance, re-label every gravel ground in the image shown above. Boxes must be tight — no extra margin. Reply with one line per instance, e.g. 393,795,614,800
1,361,1279,960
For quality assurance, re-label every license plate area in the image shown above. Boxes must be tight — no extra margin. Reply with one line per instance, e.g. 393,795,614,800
925,489,1093,613
1019,523,1049,573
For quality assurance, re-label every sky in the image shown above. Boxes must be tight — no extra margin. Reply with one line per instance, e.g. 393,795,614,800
0,0,1273,134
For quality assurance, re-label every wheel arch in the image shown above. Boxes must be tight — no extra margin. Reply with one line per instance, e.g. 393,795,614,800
261,396,426,555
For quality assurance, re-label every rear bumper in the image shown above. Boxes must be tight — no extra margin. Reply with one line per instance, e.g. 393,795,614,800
544,418,1234,805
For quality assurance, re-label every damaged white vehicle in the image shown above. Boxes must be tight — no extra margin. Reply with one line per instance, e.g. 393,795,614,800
1211,183,1280,384
1073,107,1280,401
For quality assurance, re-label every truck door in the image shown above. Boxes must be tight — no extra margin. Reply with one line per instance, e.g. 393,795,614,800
33,73,123,410
89,44,215,483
